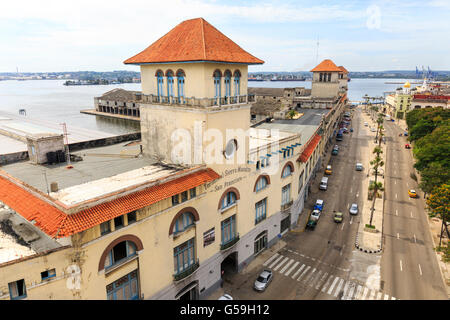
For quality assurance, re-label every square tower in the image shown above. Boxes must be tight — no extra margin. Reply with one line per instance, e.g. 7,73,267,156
310,59,342,99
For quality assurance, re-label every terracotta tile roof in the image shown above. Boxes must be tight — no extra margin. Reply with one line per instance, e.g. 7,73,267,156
338,66,349,74
0,168,220,239
310,59,342,72
124,18,264,65
298,134,321,163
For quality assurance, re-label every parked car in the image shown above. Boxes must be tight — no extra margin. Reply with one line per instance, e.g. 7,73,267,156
350,128,353,132
314,199,324,211
405,144,411,149
254,270,273,291
325,165,332,175
218,294,233,300
371,127,376,132
364,122,368,126
349,203,358,215
306,219,317,230
334,212,343,223
310,209,321,221
408,189,418,198
356,163,363,171
319,177,328,190
404,132,408,136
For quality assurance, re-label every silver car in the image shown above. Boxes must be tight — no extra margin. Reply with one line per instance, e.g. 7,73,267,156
349,203,358,215
254,269,273,291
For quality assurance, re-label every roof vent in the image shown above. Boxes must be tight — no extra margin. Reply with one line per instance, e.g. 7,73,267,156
50,182,59,193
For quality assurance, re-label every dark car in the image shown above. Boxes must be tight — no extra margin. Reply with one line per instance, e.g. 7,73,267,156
306,220,317,230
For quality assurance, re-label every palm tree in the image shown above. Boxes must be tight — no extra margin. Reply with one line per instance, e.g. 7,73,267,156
287,109,297,119
368,146,384,227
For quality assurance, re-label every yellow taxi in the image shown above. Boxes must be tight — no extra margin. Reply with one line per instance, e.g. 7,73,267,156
325,165,332,175
408,189,418,198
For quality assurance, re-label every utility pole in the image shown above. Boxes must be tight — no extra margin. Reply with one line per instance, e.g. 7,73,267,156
60,122,72,167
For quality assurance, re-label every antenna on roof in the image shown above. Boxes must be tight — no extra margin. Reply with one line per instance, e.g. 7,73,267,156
316,35,319,65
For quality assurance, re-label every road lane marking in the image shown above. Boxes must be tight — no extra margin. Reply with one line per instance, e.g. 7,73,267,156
361,287,369,299
342,281,351,299
350,188,352,193
292,264,305,279
395,193,398,199
322,275,334,292
333,279,345,297
411,211,413,218
350,217,353,224
327,277,340,295
395,209,398,216
309,270,322,287
356,193,359,197
347,203,350,209
263,253,279,266
391,296,396,300
368,289,376,300
419,264,423,276
341,222,345,230
397,233,400,240
355,285,363,299
268,255,284,269
273,257,289,271
297,266,311,281
285,261,299,277
414,234,417,243
347,283,356,300
279,259,294,274
400,260,403,272
303,268,317,285
394,180,397,185
384,294,390,300
376,291,383,300
315,272,328,290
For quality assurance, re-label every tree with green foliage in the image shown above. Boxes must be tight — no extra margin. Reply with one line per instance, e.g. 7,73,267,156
419,163,450,195
413,123,450,171
426,184,450,248
287,109,297,119
406,107,450,142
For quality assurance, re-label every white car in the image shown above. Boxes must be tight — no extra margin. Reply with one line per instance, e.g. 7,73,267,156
218,294,233,300
364,122,368,126
349,203,358,215
254,270,273,291
371,127,376,132
310,209,321,220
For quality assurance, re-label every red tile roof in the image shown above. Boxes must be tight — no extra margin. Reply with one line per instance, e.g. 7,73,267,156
338,66,349,74
124,18,264,65
0,168,220,238
298,134,321,163
310,59,342,72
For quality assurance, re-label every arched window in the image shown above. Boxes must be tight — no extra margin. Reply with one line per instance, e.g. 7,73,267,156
281,162,294,178
224,70,232,98
156,70,164,98
173,212,195,235
254,175,270,192
104,241,137,270
233,70,241,97
166,70,174,99
213,70,222,102
176,69,185,100
221,191,236,209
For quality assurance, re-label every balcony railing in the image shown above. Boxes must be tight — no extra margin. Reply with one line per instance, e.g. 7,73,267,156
220,234,240,251
138,94,255,108
173,259,200,282
281,200,293,211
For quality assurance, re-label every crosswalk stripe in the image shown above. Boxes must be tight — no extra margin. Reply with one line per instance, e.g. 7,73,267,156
391,296,396,300
280,259,295,274
333,279,345,297
263,253,279,266
273,257,289,271
269,255,284,269
292,264,305,279
368,289,376,300
315,272,328,290
355,285,363,300
383,294,389,300
297,266,311,281
342,281,351,299
375,291,383,300
361,287,369,300
327,277,340,295
285,261,299,277
347,283,356,300
309,270,323,287
303,268,316,284
322,275,334,292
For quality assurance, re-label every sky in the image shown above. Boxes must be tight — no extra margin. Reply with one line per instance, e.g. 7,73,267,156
1,0,449,73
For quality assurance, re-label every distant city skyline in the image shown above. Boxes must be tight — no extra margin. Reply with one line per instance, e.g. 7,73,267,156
2,0,449,73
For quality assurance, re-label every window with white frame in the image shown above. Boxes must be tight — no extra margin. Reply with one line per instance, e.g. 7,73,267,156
173,212,195,235
221,191,237,210
282,184,291,205
255,198,267,224
221,215,236,245
282,164,292,178
255,176,268,192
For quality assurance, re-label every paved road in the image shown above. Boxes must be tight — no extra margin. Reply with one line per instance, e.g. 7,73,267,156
380,119,448,300
221,107,394,300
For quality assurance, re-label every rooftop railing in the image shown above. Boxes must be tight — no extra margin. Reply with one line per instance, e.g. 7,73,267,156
138,94,255,109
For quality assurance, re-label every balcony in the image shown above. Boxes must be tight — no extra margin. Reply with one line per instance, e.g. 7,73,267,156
281,200,293,211
173,259,200,282
220,234,240,251
138,94,255,109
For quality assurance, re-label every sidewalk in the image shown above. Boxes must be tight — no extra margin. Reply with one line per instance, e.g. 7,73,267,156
355,112,385,253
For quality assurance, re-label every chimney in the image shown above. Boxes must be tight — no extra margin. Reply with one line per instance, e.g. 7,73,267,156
50,182,59,193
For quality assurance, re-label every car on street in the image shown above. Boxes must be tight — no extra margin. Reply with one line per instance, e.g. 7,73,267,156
408,189,418,198
371,127,376,132
310,209,321,221
325,165,332,175
218,294,233,300
306,219,317,230
356,163,363,171
350,128,353,132
333,212,343,223
314,199,324,211
254,270,273,292
404,132,408,136
364,122,368,126
332,145,339,155
349,203,358,215
405,144,411,149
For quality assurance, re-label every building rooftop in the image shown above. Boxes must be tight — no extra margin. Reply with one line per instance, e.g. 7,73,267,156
310,59,342,72
124,18,264,65
98,88,141,102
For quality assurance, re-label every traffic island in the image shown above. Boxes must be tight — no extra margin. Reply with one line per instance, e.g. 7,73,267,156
354,112,386,254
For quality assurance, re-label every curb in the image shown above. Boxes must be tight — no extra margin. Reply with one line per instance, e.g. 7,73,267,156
355,230,383,254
